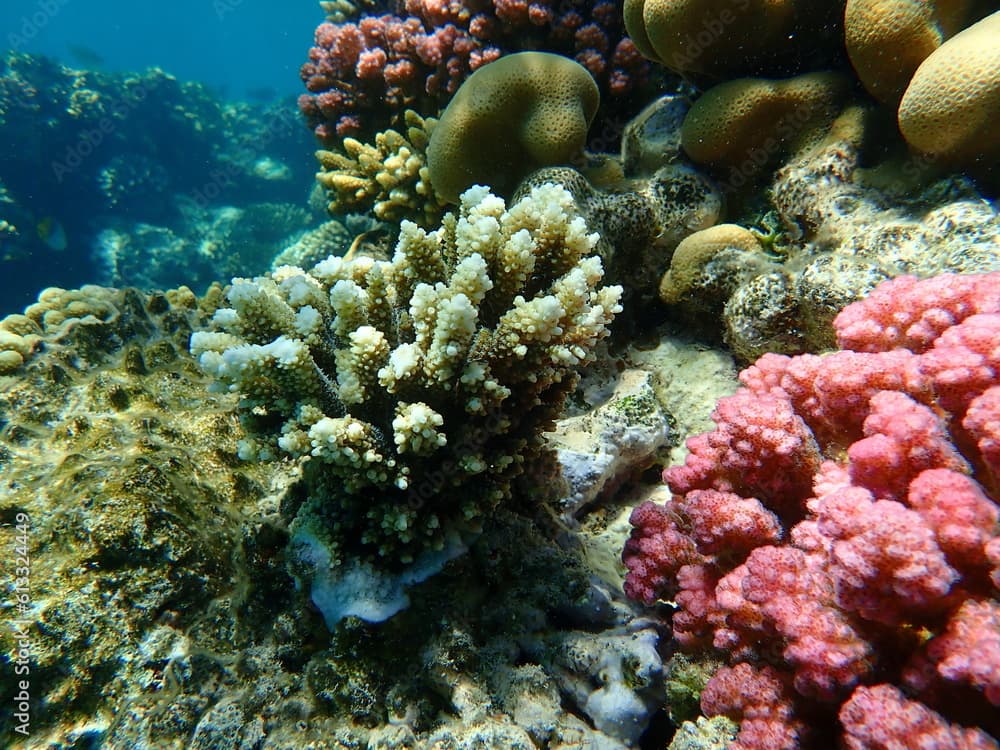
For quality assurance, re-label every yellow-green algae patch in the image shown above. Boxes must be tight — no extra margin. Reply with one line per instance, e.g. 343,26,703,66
0,285,294,744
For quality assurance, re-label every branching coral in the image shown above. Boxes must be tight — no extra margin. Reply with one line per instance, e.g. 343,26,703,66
625,272,1000,747
314,109,446,226
299,0,649,145
191,183,622,580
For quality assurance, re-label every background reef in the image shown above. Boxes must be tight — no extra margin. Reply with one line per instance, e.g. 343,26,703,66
2,0,1000,748
0,52,321,316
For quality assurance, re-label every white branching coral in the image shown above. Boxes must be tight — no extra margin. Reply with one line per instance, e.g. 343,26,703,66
191,183,622,567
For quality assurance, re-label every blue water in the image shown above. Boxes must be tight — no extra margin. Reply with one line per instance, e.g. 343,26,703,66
2,0,319,100
0,0,328,315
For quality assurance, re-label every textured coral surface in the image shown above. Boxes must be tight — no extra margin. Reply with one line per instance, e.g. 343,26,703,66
625,272,1000,748
299,0,648,144
0,283,665,750
192,183,622,569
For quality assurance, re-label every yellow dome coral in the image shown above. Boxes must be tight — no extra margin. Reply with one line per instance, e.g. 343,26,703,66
680,72,850,170
623,0,831,76
659,223,772,305
426,52,599,204
897,10,1000,169
845,0,978,106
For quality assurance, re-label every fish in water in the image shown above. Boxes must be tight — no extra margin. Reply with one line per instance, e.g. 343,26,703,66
246,86,278,103
36,217,68,251
66,44,106,69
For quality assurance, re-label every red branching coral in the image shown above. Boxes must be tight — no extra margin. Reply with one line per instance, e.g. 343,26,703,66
840,684,997,750
700,664,804,750
624,273,1000,748
299,0,650,144
299,15,499,141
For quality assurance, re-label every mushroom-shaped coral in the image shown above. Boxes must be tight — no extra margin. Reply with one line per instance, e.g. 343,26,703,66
898,10,1000,171
679,72,850,171
426,52,600,203
658,224,776,308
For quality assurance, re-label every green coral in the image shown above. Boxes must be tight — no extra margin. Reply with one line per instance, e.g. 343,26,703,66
0,284,291,738
664,653,725,726
191,183,622,569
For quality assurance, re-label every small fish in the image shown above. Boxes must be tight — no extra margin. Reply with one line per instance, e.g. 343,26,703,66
66,44,105,69
36,217,68,251
344,228,391,261
246,86,278,103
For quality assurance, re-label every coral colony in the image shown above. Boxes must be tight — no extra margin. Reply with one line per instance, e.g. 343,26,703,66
191,183,622,621
1,0,999,748
624,273,1000,747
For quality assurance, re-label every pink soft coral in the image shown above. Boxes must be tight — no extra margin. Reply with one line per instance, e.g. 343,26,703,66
624,273,1000,747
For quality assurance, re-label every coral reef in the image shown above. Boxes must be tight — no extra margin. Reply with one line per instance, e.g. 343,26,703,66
0,284,217,374
268,215,377,271
622,0,1000,190
94,202,316,294
298,0,650,144
623,0,839,76
658,109,1000,361
623,272,1000,747
897,10,1000,169
314,109,446,225
299,13,500,141
0,283,291,735
7,2,1000,747
0,51,316,316
0,282,668,749
515,162,722,301
191,183,623,612
843,0,980,106
678,71,850,171
426,52,600,203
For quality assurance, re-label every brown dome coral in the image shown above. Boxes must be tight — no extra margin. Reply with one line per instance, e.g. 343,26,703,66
679,72,850,171
426,52,600,204
844,0,979,106
623,0,836,76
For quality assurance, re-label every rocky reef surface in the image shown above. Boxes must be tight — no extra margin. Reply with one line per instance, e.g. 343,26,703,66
2,1,1000,748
